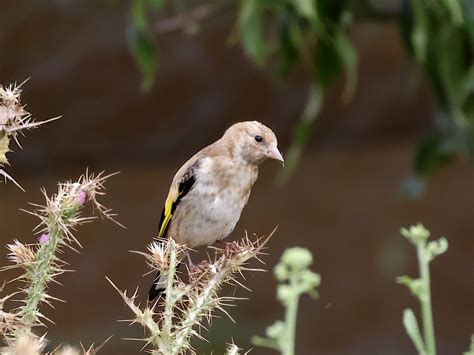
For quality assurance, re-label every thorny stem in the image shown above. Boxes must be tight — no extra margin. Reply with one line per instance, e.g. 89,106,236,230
162,240,179,351
171,266,222,354
417,243,436,355
18,223,63,332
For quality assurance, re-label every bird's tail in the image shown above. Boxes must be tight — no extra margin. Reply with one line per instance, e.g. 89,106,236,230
148,271,166,301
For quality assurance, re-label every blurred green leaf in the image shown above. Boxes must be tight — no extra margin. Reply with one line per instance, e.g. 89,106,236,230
315,0,346,24
441,0,464,25
414,137,455,176
278,10,303,75
436,24,469,124
132,0,148,31
238,0,267,66
276,84,323,185
148,0,165,10
461,0,474,44
334,28,357,100
403,309,427,355
315,39,341,89
294,0,316,20
410,0,429,63
127,25,158,91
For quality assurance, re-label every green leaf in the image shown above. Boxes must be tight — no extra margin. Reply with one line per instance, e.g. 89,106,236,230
409,0,429,63
414,137,455,176
441,0,464,25
334,28,357,100
397,276,427,302
127,25,158,91
132,0,148,31
0,131,10,165
148,0,165,10
294,0,316,19
238,0,267,66
460,0,474,44
426,237,449,262
278,11,302,75
315,39,341,89
403,309,427,355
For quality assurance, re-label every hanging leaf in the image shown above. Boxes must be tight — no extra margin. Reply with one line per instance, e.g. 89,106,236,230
278,10,302,75
460,0,474,44
334,28,357,100
128,0,158,91
294,0,316,20
127,25,158,91
315,39,341,89
441,0,464,26
409,0,429,63
148,0,165,10
238,0,267,66
414,137,455,176
132,0,148,31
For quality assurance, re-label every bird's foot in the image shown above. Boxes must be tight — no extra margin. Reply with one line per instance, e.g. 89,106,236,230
188,260,210,280
214,240,242,257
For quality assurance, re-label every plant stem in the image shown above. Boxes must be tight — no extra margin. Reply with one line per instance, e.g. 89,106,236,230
417,242,436,355
283,274,300,355
162,240,178,351
17,223,62,336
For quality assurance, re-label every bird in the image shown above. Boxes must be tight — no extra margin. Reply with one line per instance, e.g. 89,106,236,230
148,121,284,301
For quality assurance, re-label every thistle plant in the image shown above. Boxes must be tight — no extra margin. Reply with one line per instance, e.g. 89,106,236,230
0,171,119,350
253,247,321,355
397,223,448,355
109,233,271,354
0,81,58,190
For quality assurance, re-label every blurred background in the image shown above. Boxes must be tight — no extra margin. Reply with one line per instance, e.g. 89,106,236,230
0,0,473,354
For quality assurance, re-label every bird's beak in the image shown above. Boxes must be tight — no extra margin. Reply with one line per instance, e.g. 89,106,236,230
266,146,284,166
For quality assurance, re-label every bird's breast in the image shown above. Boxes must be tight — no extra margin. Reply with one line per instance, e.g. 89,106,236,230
169,159,258,248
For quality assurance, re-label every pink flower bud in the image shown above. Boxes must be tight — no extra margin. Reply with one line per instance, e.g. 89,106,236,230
76,191,87,206
39,234,49,244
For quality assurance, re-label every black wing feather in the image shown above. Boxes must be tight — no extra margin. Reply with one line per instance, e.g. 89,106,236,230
149,160,199,301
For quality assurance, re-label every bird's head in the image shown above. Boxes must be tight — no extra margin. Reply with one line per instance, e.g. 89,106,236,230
223,121,284,166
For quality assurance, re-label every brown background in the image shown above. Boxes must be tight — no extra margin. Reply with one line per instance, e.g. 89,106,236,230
0,1,473,354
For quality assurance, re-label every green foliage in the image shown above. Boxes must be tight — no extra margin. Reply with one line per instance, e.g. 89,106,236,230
400,0,474,186
128,0,160,91
253,247,320,355
125,0,474,188
397,223,448,355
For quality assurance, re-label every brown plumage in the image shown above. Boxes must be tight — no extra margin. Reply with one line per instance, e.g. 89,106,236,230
149,121,283,300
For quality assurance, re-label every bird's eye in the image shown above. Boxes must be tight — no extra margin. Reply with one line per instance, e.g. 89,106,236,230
255,135,263,143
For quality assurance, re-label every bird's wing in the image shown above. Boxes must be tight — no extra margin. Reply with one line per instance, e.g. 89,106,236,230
158,159,200,237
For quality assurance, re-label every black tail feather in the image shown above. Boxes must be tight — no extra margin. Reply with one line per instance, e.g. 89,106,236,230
148,271,164,301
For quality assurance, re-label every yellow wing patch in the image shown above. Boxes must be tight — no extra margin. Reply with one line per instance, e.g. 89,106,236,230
159,191,176,237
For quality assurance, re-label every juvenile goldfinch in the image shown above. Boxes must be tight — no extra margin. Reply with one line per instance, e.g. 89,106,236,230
148,121,283,300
